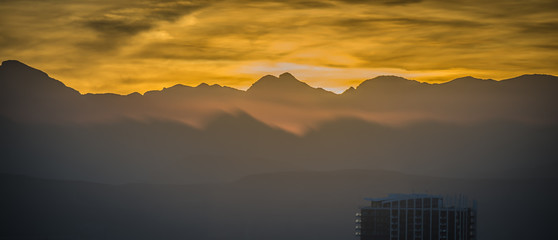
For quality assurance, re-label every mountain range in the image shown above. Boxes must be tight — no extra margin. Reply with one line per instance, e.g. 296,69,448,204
2,60,557,133
1,60,557,183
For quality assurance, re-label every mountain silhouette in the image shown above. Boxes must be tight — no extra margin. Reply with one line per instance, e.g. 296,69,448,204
145,82,242,97
446,75,490,83
353,75,426,92
0,60,79,95
247,72,334,97
2,60,557,128
248,72,311,92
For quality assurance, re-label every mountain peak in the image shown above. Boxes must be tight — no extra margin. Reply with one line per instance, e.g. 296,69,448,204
442,76,497,89
247,72,334,97
455,76,478,80
370,75,410,81
2,60,28,67
279,72,296,80
0,60,80,103
1,60,49,79
449,76,486,82
505,74,558,82
355,75,421,91
197,83,223,88
248,73,309,92
165,84,192,90
342,86,356,95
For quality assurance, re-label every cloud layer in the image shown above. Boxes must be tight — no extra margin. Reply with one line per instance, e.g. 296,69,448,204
1,0,557,93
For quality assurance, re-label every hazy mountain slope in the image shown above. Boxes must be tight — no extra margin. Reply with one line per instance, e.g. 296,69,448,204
301,118,558,178
2,114,556,184
0,114,302,184
1,60,557,131
342,74,558,124
2,171,556,240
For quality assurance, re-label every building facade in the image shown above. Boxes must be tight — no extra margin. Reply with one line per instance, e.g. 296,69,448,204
355,194,477,240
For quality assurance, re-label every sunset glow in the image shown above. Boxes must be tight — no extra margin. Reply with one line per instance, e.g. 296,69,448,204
2,0,557,94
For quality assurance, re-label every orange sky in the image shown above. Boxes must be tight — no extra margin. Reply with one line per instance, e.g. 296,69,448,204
1,0,557,94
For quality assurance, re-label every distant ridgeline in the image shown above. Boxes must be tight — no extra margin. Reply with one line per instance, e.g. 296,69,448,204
0,60,557,183
1,60,558,132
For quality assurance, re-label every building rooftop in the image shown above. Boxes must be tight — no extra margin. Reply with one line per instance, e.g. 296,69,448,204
363,193,476,209
364,193,442,202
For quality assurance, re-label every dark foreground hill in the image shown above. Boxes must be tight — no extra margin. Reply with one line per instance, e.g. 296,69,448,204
2,171,557,240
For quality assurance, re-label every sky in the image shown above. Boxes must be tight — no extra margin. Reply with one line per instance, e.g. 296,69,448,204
1,0,557,94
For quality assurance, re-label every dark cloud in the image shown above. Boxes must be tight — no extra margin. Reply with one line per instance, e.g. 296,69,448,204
147,0,211,21
232,0,335,9
131,41,263,61
235,0,421,8
335,0,423,5
517,21,558,36
79,18,153,51
79,0,211,50
335,16,485,29
132,42,232,60
0,35,31,51
286,0,335,8
535,44,558,50
84,19,153,37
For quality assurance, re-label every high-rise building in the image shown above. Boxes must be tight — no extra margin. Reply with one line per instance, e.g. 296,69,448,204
355,194,477,240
